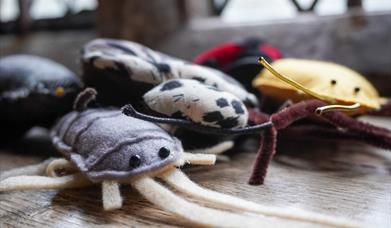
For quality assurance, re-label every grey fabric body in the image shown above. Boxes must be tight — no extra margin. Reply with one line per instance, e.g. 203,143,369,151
51,108,182,182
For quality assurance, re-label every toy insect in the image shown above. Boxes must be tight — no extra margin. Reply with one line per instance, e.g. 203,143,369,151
81,38,267,151
0,54,82,141
248,57,391,185
81,38,258,107
193,37,282,92
0,89,357,228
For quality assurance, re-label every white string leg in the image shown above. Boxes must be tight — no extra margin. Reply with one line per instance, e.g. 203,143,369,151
186,140,234,155
46,158,77,177
131,177,285,228
160,169,360,228
0,158,56,181
102,180,123,211
182,153,216,165
0,174,92,192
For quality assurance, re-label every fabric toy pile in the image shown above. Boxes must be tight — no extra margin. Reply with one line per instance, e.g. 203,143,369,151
1,37,389,227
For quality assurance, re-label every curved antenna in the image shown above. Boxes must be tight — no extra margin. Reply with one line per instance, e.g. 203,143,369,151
259,57,361,114
73,88,97,111
122,104,273,135
315,103,361,115
258,57,336,103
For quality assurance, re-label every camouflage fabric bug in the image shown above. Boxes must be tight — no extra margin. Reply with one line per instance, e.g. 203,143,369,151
0,54,82,141
81,39,270,150
246,57,391,185
0,89,356,228
81,38,258,107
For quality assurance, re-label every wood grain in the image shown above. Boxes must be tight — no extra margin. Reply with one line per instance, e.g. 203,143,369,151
0,116,390,227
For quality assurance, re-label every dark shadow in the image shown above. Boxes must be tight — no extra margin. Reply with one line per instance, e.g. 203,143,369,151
0,127,59,157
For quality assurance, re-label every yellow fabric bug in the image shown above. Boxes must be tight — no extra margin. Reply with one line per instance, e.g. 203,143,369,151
253,58,385,115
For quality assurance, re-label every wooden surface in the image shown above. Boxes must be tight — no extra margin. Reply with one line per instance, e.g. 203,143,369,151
0,116,390,227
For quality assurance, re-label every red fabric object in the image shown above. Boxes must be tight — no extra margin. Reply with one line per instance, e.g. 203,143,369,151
193,38,282,70
192,38,283,91
258,44,282,61
193,42,243,69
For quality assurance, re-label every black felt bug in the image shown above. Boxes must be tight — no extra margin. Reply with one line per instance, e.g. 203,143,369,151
0,55,83,141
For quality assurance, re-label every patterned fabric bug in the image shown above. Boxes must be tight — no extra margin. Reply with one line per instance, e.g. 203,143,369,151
144,79,248,129
81,38,258,107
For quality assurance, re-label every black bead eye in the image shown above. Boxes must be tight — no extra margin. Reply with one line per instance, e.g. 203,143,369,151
129,155,141,168
330,80,337,86
354,87,361,94
158,147,170,159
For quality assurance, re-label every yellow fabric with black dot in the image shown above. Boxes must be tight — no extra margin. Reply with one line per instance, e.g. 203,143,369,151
253,59,382,113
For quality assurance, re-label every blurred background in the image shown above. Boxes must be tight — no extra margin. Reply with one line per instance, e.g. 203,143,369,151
0,0,390,94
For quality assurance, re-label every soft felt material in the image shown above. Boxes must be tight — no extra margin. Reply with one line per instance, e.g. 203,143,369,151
81,38,257,107
144,79,248,129
160,169,357,227
0,174,91,192
0,55,82,140
182,152,216,165
132,175,274,228
193,38,282,91
0,158,55,181
0,88,361,227
186,140,234,154
0,158,359,227
51,108,182,182
102,180,123,211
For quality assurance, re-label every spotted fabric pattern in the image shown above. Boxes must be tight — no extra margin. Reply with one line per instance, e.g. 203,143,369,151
143,79,248,129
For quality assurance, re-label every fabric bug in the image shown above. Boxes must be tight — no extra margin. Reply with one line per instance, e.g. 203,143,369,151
246,57,391,185
253,58,386,114
0,54,82,141
0,88,357,228
193,37,283,92
81,38,258,107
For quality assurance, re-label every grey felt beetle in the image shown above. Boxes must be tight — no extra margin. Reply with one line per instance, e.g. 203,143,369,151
0,88,355,228
81,39,258,130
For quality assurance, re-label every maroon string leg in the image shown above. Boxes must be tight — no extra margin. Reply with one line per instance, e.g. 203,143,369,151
369,99,391,117
248,99,391,185
322,112,391,146
248,100,322,185
249,127,277,185
281,125,391,150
